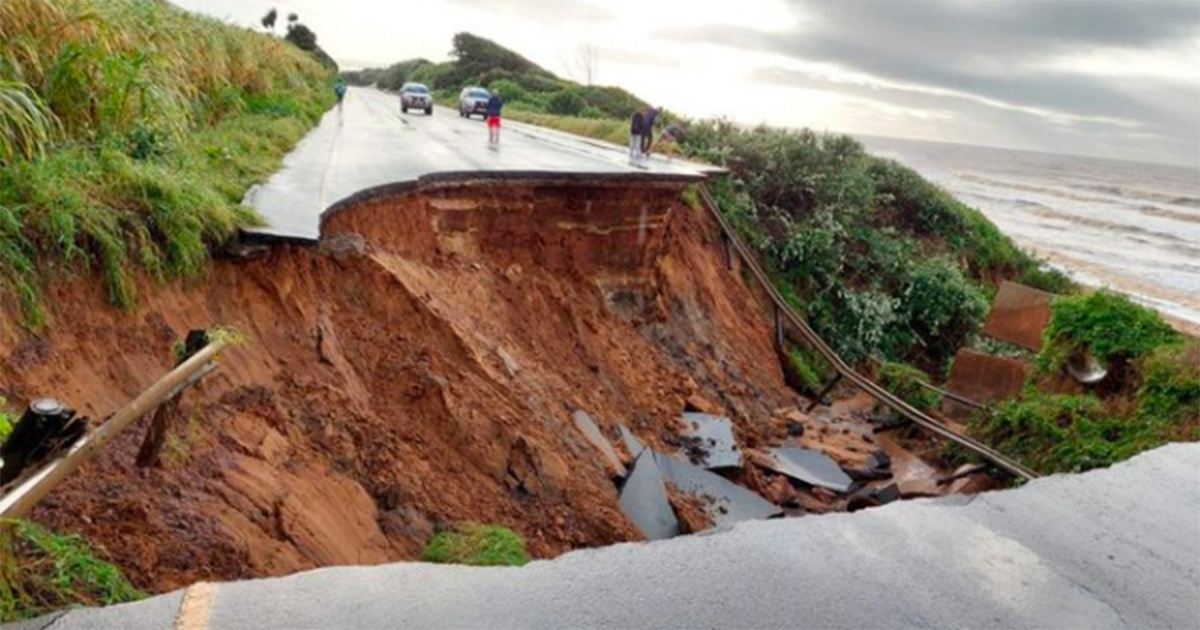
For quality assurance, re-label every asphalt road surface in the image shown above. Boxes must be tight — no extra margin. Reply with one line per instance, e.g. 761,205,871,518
17,443,1199,630
242,87,714,241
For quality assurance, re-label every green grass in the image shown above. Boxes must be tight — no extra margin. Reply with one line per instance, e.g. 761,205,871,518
422,523,530,567
1,520,144,622
1,0,335,325
0,396,14,442
1039,289,1179,373
876,361,941,414
973,392,1184,474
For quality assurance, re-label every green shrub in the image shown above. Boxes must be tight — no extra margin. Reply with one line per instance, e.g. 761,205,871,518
1136,341,1200,422
1,520,144,622
877,361,941,413
547,89,588,116
422,523,530,567
976,392,1172,474
889,257,988,372
1039,290,1178,372
788,346,824,390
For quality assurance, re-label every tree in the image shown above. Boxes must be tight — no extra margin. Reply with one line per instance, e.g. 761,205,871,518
261,8,277,32
573,44,599,86
287,12,298,24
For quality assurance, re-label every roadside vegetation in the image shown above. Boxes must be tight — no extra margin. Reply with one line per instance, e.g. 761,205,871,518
972,292,1199,474
351,35,1196,475
1,519,144,622
0,0,335,325
422,523,531,567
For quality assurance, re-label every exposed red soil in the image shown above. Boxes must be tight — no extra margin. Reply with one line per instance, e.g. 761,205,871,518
0,180,804,593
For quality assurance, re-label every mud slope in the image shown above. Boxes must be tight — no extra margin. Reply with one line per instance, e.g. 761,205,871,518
0,178,796,592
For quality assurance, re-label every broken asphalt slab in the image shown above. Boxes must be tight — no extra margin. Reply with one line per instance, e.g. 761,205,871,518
676,412,742,469
653,452,781,527
756,447,855,493
618,451,679,541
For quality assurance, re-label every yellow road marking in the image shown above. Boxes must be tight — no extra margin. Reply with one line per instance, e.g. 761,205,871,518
174,581,216,630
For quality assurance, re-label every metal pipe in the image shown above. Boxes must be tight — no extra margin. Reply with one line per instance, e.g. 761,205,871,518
0,340,226,519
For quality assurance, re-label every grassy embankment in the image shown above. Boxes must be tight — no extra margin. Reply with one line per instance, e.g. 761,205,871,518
0,0,334,620
348,33,1197,475
0,0,334,326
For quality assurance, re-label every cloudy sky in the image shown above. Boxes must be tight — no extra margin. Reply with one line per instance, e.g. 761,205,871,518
178,0,1199,166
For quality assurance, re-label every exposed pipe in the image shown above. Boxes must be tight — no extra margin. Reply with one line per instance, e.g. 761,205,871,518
0,340,226,519
697,185,1038,480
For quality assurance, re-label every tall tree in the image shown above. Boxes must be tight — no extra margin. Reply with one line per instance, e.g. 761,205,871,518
574,44,599,86
261,8,277,32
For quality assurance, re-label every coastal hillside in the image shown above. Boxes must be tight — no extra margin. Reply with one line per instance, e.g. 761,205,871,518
350,34,1198,475
0,0,335,324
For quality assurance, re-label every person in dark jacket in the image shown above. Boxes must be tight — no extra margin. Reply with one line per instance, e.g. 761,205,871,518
640,107,661,156
629,109,645,158
486,89,504,145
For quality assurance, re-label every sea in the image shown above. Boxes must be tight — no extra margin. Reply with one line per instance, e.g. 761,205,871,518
859,135,1200,331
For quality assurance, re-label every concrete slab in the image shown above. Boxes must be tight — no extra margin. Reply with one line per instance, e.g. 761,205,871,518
943,348,1033,419
30,444,1200,629
677,412,742,469
243,87,713,241
980,281,1056,351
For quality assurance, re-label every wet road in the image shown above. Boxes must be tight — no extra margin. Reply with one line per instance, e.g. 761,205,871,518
21,443,1199,629
242,87,714,241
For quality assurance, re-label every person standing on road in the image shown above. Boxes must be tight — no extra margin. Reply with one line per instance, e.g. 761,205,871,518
334,78,347,110
486,88,504,146
629,109,645,158
640,107,661,157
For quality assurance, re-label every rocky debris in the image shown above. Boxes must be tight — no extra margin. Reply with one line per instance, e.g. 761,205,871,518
496,347,520,378
664,483,714,534
572,410,627,479
317,233,368,259
676,412,741,470
846,483,901,512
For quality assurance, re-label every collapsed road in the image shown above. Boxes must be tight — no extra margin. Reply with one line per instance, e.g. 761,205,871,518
242,86,718,241
20,444,1199,630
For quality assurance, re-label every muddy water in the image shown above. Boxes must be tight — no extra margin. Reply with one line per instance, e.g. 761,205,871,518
860,136,1200,327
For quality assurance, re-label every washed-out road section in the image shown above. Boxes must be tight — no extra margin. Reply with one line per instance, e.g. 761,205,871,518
241,87,715,241
20,443,1199,629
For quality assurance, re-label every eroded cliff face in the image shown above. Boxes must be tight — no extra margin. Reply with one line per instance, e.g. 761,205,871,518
0,179,796,592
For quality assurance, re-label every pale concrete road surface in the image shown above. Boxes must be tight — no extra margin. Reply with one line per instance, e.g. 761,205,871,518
242,87,715,241
21,443,1200,630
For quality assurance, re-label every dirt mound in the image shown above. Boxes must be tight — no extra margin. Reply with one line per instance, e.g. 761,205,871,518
1,179,799,592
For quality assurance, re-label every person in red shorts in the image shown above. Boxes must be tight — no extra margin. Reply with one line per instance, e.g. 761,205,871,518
486,88,504,145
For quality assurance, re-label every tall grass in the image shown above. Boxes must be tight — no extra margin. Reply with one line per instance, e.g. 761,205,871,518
0,0,334,324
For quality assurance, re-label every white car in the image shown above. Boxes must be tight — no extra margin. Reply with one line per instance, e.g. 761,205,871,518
400,83,432,115
458,87,490,119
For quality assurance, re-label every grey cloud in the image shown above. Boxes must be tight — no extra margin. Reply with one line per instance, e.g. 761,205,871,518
665,1,1199,164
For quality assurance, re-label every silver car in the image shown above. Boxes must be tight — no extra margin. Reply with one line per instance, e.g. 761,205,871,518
400,82,432,115
458,87,490,119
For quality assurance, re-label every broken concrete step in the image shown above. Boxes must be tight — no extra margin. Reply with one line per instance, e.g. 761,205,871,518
677,412,741,469
653,452,781,528
754,447,855,493
571,410,626,478
619,451,680,541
